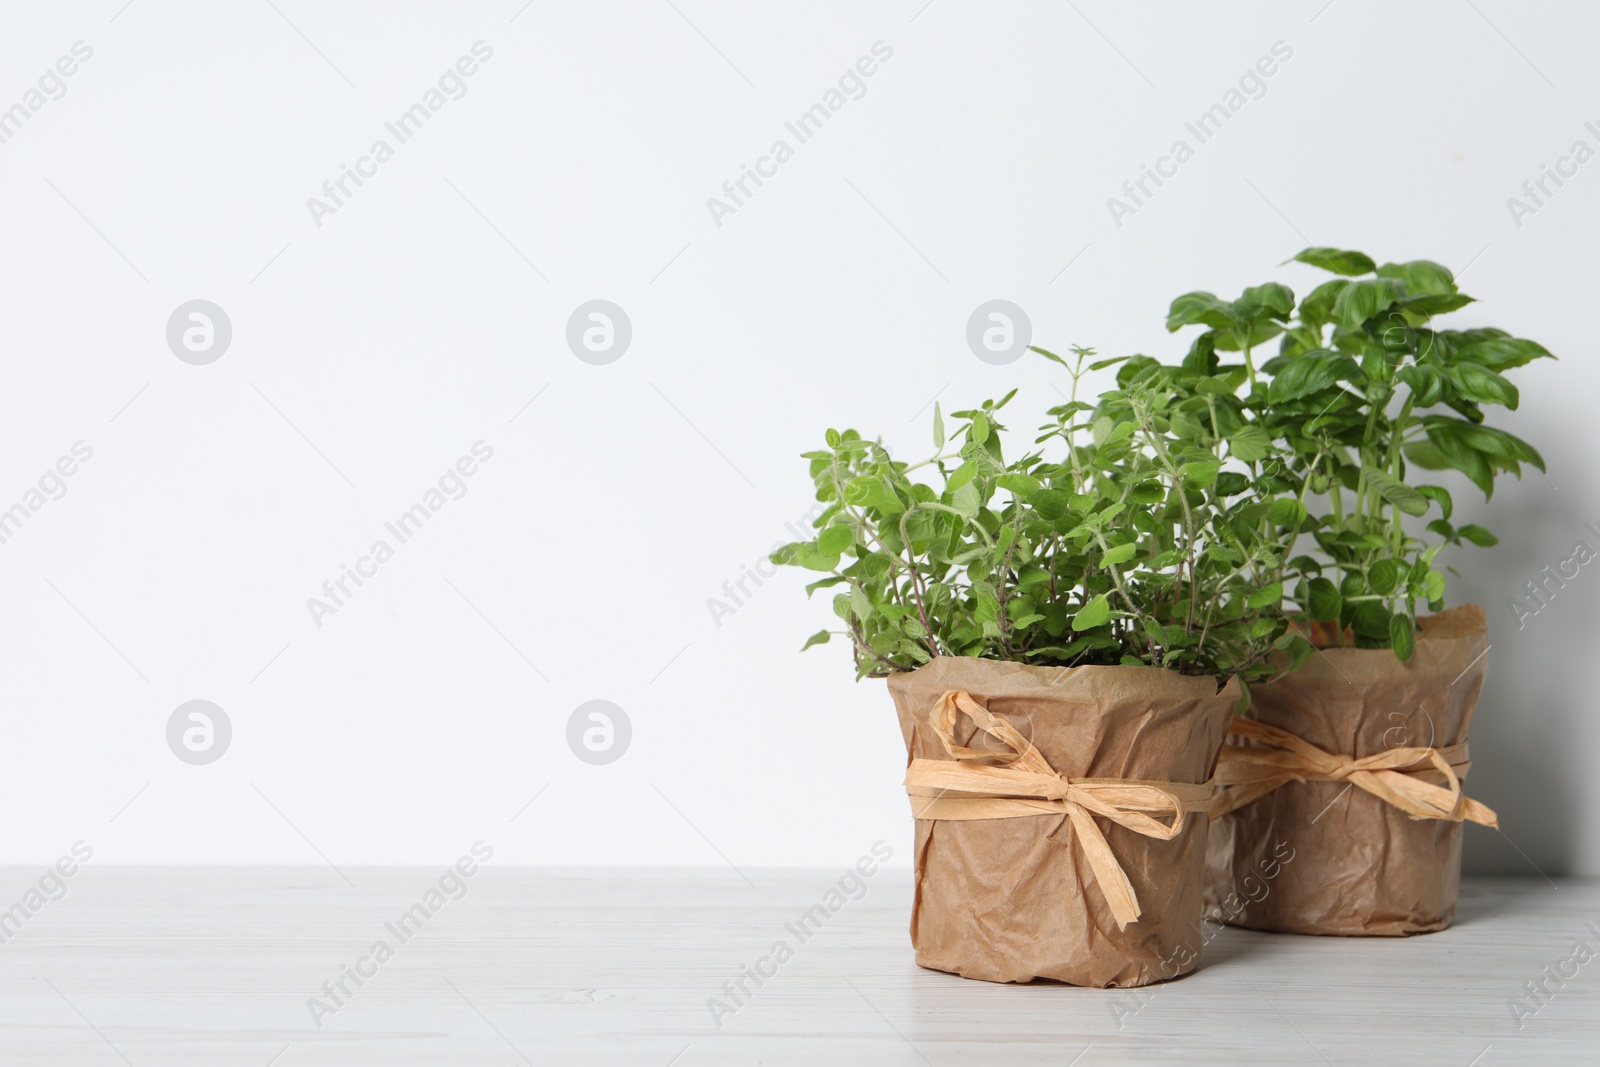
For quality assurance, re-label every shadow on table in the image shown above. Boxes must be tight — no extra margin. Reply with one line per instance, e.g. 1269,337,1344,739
1452,875,1559,927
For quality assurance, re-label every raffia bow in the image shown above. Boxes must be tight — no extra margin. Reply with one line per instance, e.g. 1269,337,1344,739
904,689,1216,930
1212,717,1498,828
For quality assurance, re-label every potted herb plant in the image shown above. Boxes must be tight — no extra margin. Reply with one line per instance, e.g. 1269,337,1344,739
772,349,1297,986
1164,249,1551,935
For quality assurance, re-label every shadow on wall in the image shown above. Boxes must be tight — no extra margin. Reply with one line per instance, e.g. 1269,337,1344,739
1446,440,1591,878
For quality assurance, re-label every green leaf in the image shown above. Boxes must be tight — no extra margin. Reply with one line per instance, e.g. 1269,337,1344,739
1167,291,1240,331
1445,363,1519,410
1298,279,1350,328
1236,282,1296,320
1267,498,1308,527
1362,465,1430,517
1404,440,1451,471
970,412,990,445
1424,422,1495,497
1101,542,1138,567
795,543,841,572
1458,524,1499,547
1289,247,1376,276
1397,291,1474,317
849,584,872,620
1181,460,1222,488
1376,259,1455,296
946,460,980,493
996,473,1043,496
1332,277,1405,330
933,402,945,449
1228,425,1273,463
817,525,854,556
1071,594,1112,631
949,481,980,517
844,476,888,509
1129,481,1166,505
1307,577,1341,622
1352,601,1392,639
1416,485,1452,521
1369,558,1403,596
1453,336,1554,371
1030,489,1070,521
1247,582,1284,609
1267,350,1361,404
1390,614,1416,661
801,630,831,651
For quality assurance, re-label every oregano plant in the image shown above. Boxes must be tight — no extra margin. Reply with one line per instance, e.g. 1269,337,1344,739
771,347,1300,683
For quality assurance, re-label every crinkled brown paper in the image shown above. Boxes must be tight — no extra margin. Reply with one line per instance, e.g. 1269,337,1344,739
1205,605,1489,936
888,657,1237,986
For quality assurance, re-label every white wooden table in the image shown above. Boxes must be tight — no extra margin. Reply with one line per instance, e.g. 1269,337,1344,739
0,869,1591,1065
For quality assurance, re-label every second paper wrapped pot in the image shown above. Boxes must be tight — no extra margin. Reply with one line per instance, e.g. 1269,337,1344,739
1205,606,1493,935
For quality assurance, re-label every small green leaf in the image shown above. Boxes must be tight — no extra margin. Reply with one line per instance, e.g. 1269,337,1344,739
1376,259,1455,296
1369,558,1403,596
1332,277,1405,330
1404,440,1451,471
1167,291,1240,331
1101,542,1138,567
1236,281,1296,319
949,480,981,517
970,412,990,445
1071,594,1112,631
1458,524,1499,547
1247,582,1284,610
1267,350,1360,404
1362,466,1430,517
946,460,980,493
1266,498,1309,527
1352,601,1393,639
1228,425,1272,463
1390,615,1416,661
1416,485,1452,521
1181,460,1223,488
801,630,831,651
817,525,854,556
1307,577,1341,622
1289,247,1376,276
1445,363,1519,410
996,473,1043,496
933,402,945,449
1030,489,1070,521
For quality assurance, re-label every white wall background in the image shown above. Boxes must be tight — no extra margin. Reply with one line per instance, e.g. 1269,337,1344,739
1,0,1594,877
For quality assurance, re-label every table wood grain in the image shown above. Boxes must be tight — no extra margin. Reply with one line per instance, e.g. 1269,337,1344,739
0,869,1592,1065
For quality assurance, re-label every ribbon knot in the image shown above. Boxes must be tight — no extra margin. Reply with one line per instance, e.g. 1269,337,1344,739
904,690,1215,930
1212,717,1498,828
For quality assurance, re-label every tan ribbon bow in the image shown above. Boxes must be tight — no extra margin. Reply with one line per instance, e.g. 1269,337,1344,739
904,690,1215,930
1212,717,1498,828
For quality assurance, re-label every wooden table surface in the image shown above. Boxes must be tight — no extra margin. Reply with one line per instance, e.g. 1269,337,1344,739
0,868,1592,1065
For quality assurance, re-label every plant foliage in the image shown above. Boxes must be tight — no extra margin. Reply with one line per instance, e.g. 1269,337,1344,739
1161,247,1552,658
771,347,1304,682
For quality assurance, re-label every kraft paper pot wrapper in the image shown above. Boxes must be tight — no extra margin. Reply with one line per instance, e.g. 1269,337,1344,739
1206,605,1489,936
888,656,1236,987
